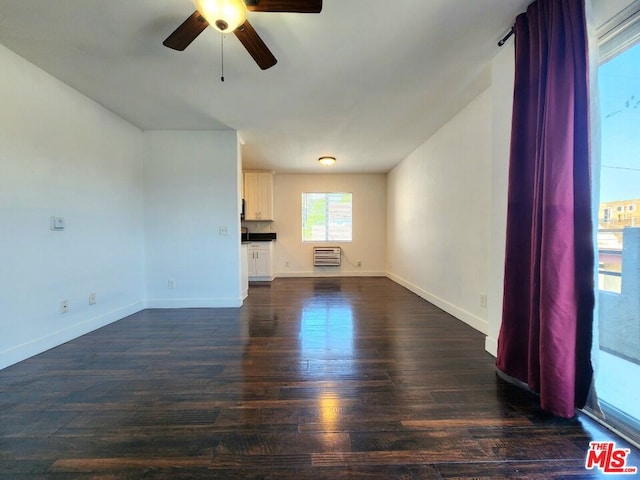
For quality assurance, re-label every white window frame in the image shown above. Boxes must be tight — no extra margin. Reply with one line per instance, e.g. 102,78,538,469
301,192,353,243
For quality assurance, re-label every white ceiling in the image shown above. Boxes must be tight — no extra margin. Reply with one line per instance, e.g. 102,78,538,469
0,0,530,173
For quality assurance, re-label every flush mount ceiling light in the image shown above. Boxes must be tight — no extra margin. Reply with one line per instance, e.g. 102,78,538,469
194,0,247,33
318,156,336,166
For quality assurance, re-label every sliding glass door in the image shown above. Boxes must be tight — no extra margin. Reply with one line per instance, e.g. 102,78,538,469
588,2,640,446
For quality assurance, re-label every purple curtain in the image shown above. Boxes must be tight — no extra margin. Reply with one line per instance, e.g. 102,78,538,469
496,0,594,418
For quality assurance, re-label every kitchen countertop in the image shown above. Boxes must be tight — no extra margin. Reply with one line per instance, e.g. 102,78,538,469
241,232,277,242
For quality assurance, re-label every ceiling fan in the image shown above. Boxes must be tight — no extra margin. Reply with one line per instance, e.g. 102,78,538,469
163,0,323,70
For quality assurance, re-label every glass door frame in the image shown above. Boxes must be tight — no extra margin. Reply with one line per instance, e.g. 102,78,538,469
582,0,640,449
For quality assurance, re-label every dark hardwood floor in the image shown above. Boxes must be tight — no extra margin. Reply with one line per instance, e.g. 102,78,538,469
1,277,638,479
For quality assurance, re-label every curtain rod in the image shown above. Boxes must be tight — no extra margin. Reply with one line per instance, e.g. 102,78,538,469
498,27,515,47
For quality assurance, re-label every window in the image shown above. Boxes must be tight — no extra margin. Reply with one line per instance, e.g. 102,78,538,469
302,193,352,242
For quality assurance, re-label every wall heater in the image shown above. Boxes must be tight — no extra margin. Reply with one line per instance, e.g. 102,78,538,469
313,247,341,266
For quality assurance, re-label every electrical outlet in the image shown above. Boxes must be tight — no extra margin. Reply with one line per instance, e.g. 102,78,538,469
89,292,96,305
60,299,69,314
219,226,229,236
168,279,176,289
480,293,488,308
357,260,362,267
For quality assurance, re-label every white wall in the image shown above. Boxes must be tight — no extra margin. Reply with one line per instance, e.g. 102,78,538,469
247,174,386,277
0,44,145,369
386,89,492,334
0,45,244,369
485,42,515,356
143,130,243,307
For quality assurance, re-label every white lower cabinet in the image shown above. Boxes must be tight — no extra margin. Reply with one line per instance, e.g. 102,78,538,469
247,242,274,281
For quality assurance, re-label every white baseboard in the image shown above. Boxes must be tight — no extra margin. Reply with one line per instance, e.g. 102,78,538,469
485,336,498,357
386,272,488,335
276,271,387,278
144,297,243,308
0,301,144,371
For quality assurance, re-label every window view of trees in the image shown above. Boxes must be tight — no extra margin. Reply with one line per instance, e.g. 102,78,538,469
302,193,352,242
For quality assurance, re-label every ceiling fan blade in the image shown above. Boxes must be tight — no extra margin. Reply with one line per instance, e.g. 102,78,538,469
244,0,322,13
163,11,209,51
234,20,277,70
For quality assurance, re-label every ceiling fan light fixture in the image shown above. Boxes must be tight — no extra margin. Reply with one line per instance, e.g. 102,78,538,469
319,156,336,166
194,0,247,32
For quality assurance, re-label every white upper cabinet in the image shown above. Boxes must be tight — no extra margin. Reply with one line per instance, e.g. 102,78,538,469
243,171,274,221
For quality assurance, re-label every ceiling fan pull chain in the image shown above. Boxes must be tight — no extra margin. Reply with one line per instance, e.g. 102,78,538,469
220,33,225,82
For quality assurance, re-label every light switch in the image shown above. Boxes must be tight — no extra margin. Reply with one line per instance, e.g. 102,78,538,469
50,216,65,231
